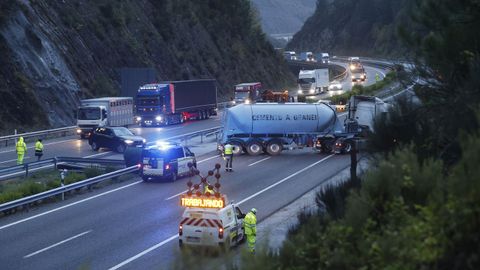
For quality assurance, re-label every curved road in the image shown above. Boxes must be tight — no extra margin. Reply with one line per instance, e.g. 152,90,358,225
0,62,390,269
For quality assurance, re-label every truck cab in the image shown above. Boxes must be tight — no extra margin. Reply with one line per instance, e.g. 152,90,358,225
234,82,262,104
179,201,245,249
76,106,107,138
297,69,329,96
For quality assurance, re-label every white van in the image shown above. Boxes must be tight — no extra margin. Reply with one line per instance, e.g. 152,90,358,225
179,203,246,248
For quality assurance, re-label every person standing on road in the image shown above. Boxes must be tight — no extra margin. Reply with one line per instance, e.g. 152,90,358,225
243,208,257,254
34,139,44,161
223,143,233,172
16,136,27,165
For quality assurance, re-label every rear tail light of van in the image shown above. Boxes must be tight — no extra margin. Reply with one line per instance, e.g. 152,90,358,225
179,225,183,236
165,163,171,170
218,227,224,239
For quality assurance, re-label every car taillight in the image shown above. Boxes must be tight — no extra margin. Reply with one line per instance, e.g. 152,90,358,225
165,164,170,170
179,225,183,236
218,227,224,239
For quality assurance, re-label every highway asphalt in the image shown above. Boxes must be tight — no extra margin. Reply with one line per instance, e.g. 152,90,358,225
0,149,350,270
0,62,390,269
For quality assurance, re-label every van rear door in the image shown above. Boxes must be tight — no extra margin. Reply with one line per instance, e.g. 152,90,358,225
181,210,223,246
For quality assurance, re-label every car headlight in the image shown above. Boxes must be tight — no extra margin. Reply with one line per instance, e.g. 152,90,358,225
361,75,365,79
351,75,355,79
309,89,315,94
124,139,134,144
245,99,251,104
155,116,162,121
136,116,142,121
142,139,146,143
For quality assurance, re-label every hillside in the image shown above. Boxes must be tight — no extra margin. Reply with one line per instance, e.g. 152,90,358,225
287,0,413,56
0,0,294,133
251,0,317,34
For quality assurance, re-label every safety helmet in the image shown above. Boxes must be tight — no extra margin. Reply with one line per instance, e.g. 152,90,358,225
251,208,257,214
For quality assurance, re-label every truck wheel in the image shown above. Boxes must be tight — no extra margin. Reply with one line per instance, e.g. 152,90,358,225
205,111,210,119
246,140,263,156
142,175,150,182
91,142,99,151
266,140,283,155
297,96,306,102
228,141,243,155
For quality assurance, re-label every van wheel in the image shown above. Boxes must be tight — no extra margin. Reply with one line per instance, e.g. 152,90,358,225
117,143,126,153
171,171,177,182
343,141,352,154
246,140,263,156
91,142,99,151
266,140,282,155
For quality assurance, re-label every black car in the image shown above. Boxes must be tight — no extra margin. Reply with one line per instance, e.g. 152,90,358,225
89,127,145,153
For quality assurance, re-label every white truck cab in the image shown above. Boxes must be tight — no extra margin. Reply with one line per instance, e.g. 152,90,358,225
179,201,245,249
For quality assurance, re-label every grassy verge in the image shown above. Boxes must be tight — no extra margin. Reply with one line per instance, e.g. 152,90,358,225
0,166,130,207
330,71,397,104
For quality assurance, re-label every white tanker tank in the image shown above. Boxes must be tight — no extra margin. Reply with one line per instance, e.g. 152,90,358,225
219,103,344,155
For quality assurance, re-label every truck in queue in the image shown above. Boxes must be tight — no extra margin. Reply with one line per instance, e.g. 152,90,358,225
218,96,390,155
233,82,262,104
76,97,134,139
283,51,297,60
316,52,330,64
297,69,330,99
135,79,217,127
299,51,315,62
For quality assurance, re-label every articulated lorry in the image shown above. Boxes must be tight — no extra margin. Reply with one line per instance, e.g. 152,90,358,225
297,69,330,99
135,80,217,126
233,82,262,104
76,97,134,139
218,95,390,155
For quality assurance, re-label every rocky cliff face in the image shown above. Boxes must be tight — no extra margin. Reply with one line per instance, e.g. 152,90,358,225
0,0,294,134
251,0,317,34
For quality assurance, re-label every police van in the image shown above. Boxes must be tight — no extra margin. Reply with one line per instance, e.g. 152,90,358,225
124,141,196,182
179,198,246,249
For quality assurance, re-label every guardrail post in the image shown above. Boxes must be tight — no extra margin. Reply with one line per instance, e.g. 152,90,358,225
200,133,204,143
60,169,66,201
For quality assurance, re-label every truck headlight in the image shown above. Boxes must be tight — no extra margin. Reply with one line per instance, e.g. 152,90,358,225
155,116,162,121
142,139,146,143
76,129,81,134
245,99,251,104
124,139,134,144
298,90,302,94
136,116,142,121
361,75,365,79
351,75,355,79
309,89,315,94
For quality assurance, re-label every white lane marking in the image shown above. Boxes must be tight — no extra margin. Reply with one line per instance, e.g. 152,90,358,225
248,157,271,167
237,154,334,205
84,151,112,158
108,235,178,270
0,139,78,154
165,190,188,201
197,155,220,164
109,154,335,269
0,181,142,231
24,230,92,258
0,157,31,164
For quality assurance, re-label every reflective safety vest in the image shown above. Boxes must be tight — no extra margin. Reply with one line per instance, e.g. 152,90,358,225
16,138,27,154
35,141,44,152
224,144,233,155
243,211,257,235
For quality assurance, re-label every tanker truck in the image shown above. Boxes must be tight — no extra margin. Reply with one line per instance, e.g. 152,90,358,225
218,103,346,156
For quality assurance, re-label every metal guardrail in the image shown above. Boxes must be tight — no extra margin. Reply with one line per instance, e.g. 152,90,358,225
0,157,125,181
0,165,140,212
0,126,77,148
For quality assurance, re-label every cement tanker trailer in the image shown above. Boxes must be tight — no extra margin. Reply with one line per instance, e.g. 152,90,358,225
218,103,345,155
